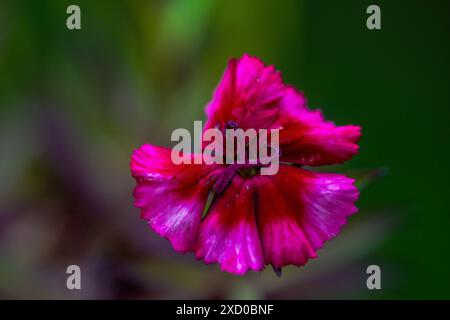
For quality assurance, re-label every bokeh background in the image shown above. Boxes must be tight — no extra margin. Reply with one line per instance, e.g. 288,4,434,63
1,0,449,299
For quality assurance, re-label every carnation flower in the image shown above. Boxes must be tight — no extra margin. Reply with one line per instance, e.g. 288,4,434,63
130,54,361,275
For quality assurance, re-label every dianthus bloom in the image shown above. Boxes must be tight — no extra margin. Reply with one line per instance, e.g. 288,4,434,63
130,54,361,275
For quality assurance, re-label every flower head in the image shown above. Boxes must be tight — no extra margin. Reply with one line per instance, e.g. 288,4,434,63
130,54,361,275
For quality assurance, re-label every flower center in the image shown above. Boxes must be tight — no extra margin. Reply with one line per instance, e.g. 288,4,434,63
212,119,279,193
212,163,260,194
237,166,260,178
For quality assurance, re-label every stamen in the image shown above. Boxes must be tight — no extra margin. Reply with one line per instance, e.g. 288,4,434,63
225,120,238,129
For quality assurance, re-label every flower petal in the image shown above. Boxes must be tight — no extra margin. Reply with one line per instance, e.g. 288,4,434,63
253,165,359,268
204,55,360,166
253,173,317,269
276,166,359,250
204,54,284,131
274,87,361,166
195,176,264,275
130,144,221,252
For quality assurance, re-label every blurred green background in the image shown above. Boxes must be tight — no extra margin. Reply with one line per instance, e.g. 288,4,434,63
0,0,449,299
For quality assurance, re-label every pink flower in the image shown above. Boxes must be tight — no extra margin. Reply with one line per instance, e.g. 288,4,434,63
130,54,361,275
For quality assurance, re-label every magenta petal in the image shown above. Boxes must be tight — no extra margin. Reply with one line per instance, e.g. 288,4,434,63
271,166,359,251
204,54,284,131
274,87,361,166
130,144,209,183
195,176,264,275
130,144,221,252
253,173,317,269
203,55,361,166
253,165,359,268
296,171,359,250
